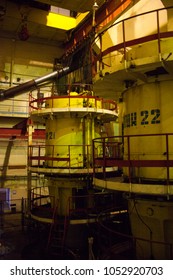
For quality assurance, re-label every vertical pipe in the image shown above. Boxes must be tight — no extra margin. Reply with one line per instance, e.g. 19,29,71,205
92,9,96,27
156,10,162,61
166,134,170,186
99,34,102,73
53,145,55,167
127,135,131,183
40,184,41,207
27,119,33,214
166,134,170,199
91,118,95,167
84,116,91,167
122,20,127,69
92,139,96,178
103,137,106,180
38,145,40,167
87,117,90,168
82,117,86,167
21,197,24,231
68,145,70,168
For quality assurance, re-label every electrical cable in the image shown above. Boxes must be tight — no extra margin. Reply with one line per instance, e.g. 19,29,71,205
133,198,154,259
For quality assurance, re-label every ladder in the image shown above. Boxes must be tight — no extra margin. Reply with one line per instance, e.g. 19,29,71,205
47,203,69,258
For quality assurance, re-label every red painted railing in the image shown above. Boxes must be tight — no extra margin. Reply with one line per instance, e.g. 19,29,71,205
29,92,118,113
28,144,93,169
93,6,173,74
93,133,173,184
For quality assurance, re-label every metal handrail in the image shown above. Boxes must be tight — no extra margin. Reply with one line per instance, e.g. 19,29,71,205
93,6,173,72
93,133,173,184
29,94,118,112
67,192,117,217
97,206,173,259
28,144,93,169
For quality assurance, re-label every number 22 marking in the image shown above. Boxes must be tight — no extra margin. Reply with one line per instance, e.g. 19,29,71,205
141,109,160,125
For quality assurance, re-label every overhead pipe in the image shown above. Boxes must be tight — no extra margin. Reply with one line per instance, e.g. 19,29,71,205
0,66,70,101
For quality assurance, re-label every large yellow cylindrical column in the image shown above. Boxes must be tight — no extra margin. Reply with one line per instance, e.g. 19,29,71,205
30,91,118,219
122,80,173,180
119,80,173,259
45,117,83,168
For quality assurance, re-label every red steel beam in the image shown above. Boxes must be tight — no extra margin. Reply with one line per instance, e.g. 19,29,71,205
94,158,173,167
0,128,45,139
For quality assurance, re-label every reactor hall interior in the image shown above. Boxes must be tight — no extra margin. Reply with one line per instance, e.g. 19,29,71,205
0,0,173,260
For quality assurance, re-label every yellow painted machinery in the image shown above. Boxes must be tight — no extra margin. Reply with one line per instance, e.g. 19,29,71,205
29,87,118,217
0,66,120,258
122,81,173,181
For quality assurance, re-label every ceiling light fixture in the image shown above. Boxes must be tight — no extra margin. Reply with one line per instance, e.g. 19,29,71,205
92,1,99,27
93,1,99,11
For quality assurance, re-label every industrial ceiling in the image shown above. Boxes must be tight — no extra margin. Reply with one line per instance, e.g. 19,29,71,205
0,0,105,47
31,0,105,13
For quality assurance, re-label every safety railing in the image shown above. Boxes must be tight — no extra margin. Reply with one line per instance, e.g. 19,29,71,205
30,186,56,219
31,186,51,206
29,92,117,113
93,6,173,74
93,133,173,184
68,192,117,218
0,99,29,117
97,207,173,260
28,144,93,169
30,187,119,220
29,188,113,233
